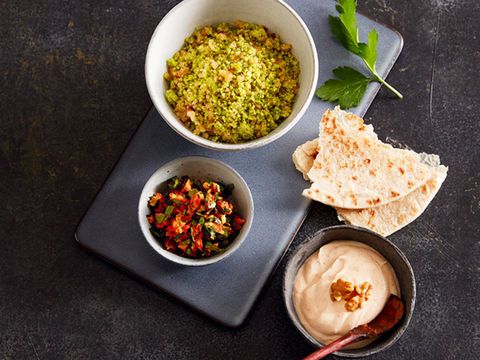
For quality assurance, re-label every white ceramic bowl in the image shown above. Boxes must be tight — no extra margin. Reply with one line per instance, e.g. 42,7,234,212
138,156,254,266
145,0,318,151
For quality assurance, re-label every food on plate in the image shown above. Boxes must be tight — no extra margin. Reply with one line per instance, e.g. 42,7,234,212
146,176,245,258
316,0,402,109
303,108,434,209
330,278,373,312
293,240,400,348
292,107,448,236
335,166,447,236
164,21,300,144
293,139,318,181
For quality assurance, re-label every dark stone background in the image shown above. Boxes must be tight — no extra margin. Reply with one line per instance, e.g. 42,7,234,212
1,0,479,359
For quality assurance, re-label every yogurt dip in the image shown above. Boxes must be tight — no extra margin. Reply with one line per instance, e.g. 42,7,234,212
293,240,400,348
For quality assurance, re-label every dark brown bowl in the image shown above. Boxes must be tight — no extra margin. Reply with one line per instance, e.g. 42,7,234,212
283,225,416,358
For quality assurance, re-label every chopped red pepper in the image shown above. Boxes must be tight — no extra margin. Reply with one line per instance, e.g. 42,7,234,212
233,215,246,231
148,192,164,207
146,176,245,258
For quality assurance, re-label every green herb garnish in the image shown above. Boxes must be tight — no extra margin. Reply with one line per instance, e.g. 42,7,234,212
164,205,174,219
168,176,180,190
316,0,402,109
155,213,166,224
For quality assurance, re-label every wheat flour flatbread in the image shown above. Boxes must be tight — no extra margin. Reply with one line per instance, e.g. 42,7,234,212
292,139,318,180
336,165,447,236
293,130,448,236
303,107,435,209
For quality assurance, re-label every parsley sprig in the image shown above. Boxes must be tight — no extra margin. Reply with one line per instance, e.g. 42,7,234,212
316,0,402,109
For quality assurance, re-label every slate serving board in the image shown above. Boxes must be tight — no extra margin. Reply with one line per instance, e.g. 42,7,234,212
75,0,403,327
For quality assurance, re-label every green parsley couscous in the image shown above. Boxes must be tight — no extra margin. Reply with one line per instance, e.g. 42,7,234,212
164,21,300,144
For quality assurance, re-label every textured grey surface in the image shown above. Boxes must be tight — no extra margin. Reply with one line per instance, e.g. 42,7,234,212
1,0,479,359
76,0,403,328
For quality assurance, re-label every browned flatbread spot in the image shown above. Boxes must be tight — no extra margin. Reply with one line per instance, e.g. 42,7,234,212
367,198,381,206
349,193,358,206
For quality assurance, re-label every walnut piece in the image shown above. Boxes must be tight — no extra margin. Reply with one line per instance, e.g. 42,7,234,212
330,279,373,312
345,295,363,312
355,282,373,301
330,278,354,302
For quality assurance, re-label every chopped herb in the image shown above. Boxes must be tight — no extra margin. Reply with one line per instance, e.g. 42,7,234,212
164,205,174,219
168,176,181,190
155,213,166,224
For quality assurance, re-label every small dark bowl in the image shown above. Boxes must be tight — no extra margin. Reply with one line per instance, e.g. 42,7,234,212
283,225,416,358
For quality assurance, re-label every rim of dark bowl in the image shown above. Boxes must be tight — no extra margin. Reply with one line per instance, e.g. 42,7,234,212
283,225,416,358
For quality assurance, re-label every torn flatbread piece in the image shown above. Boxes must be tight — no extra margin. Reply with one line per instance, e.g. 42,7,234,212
303,107,435,209
336,165,447,236
292,139,318,180
293,134,448,236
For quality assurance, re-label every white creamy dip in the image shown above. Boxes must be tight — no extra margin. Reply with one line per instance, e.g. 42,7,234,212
293,240,400,347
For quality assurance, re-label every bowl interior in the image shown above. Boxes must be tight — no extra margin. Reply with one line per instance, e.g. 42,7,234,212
138,156,254,266
283,225,415,358
145,0,318,150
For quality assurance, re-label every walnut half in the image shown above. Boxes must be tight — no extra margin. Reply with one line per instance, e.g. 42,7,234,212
330,279,373,312
330,278,354,301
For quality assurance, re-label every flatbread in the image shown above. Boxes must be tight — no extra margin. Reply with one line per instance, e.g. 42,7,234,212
293,137,448,236
292,139,318,180
336,166,448,236
303,107,434,209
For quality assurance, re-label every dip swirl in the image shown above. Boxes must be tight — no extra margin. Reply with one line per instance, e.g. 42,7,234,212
293,241,400,347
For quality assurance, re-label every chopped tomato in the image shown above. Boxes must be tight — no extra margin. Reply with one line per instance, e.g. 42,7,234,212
178,242,189,252
194,237,203,250
163,238,176,251
181,178,192,192
216,200,233,214
188,192,203,214
169,191,189,204
148,192,164,207
146,176,245,258
233,215,246,231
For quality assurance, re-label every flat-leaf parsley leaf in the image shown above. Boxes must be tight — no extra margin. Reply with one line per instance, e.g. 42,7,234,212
316,67,374,109
317,0,402,109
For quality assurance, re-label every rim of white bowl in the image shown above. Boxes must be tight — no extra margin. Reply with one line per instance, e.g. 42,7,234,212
138,156,254,266
145,0,319,151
